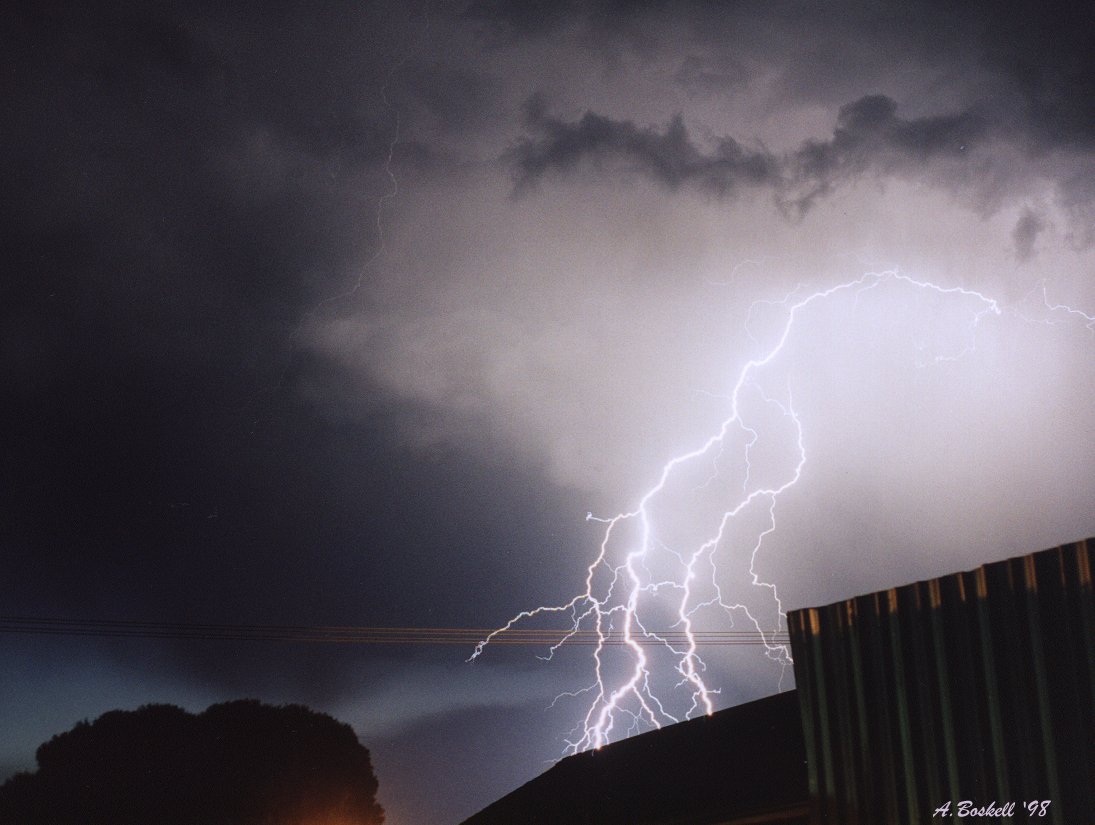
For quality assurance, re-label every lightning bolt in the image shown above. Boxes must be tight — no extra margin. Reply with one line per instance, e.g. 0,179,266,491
471,268,1088,755
276,6,431,385
1037,280,1095,333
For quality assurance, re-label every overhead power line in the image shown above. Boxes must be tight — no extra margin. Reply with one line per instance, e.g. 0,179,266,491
0,616,789,646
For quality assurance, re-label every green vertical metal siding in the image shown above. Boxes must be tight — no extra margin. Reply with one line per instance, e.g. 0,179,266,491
788,538,1095,825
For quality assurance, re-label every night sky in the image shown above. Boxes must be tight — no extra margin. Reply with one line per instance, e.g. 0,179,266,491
2,2,1093,824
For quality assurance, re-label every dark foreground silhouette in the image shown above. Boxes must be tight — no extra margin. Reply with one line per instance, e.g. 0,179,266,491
0,700,383,825
460,691,808,825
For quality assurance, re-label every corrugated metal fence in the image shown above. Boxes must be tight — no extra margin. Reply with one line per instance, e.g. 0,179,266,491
788,538,1094,825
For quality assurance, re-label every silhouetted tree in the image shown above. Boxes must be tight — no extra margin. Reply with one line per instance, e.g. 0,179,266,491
0,700,384,825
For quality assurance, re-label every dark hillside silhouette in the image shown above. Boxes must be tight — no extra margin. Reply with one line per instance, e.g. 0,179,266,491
0,700,383,825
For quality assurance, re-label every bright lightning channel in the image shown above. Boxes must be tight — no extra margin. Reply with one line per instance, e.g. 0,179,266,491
1037,281,1095,333
469,268,1080,755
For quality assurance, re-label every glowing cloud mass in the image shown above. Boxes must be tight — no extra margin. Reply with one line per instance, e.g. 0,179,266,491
469,270,1091,752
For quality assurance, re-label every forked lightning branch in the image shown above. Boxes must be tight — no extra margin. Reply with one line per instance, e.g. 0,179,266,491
470,269,1089,755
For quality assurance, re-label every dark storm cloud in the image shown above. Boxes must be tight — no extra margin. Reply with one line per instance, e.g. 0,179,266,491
0,0,582,707
402,64,501,134
464,0,684,46
512,93,985,215
1012,208,1046,262
463,0,583,39
511,93,779,197
976,1,1095,149
474,0,1093,151
672,53,749,97
787,95,986,214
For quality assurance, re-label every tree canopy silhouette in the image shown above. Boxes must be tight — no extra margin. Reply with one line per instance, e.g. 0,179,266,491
0,700,384,825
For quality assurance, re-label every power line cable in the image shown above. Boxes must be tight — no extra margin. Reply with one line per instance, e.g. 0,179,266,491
0,616,789,646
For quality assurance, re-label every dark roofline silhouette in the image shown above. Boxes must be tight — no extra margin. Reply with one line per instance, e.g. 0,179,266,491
460,690,809,825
